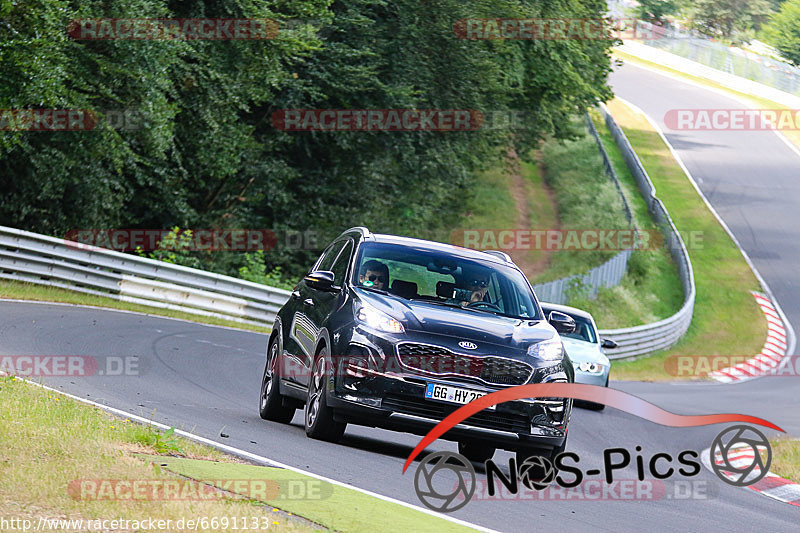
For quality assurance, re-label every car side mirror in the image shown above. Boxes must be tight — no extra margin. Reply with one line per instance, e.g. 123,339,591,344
304,270,336,291
601,338,618,349
548,311,576,334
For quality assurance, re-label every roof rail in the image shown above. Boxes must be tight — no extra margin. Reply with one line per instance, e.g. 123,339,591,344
482,250,513,263
338,227,372,239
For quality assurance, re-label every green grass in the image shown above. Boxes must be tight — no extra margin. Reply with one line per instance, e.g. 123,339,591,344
606,98,767,380
534,119,631,282
0,375,304,532
569,110,684,328
771,438,800,483
0,376,473,532
0,279,271,334
144,455,474,533
452,155,518,234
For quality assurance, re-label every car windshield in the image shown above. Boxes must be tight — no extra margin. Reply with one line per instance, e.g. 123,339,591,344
352,241,543,320
547,311,597,343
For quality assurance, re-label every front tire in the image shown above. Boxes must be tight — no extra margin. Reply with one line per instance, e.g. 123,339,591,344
580,376,608,411
305,346,346,442
516,439,566,468
259,338,295,423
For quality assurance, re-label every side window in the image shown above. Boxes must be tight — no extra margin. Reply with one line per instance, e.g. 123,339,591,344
329,240,354,285
315,241,345,272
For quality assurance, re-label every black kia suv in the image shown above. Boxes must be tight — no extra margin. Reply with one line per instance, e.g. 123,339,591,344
259,227,576,463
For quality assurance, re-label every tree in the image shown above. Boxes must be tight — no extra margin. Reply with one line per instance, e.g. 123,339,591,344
634,0,683,25
0,0,616,280
763,0,800,65
689,0,773,39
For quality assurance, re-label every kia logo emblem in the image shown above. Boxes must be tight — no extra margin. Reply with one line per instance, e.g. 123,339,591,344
458,341,477,350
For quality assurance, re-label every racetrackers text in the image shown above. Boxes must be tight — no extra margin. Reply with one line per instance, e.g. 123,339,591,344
1,516,272,531
271,109,482,131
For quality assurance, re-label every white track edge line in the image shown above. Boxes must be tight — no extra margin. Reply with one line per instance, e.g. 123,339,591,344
614,96,797,360
14,377,497,533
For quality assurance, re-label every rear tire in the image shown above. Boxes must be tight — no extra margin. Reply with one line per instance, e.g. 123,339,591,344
259,338,296,423
458,441,496,463
305,346,346,442
516,439,567,469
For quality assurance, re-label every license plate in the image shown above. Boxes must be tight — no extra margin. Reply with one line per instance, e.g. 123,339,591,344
425,383,494,409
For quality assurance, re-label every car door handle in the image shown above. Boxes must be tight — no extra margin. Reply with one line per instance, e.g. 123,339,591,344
303,298,314,307
291,290,302,299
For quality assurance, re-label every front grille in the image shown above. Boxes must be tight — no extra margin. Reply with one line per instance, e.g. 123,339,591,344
396,343,533,386
382,394,530,434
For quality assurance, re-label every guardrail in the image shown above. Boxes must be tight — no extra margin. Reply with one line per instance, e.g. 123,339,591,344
595,103,696,359
0,226,291,327
0,105,693,356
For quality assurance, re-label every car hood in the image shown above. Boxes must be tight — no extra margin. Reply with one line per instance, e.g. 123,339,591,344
355,288,556,350
562,337,609,364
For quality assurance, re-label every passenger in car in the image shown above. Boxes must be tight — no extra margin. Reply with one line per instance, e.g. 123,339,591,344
358,259,389,291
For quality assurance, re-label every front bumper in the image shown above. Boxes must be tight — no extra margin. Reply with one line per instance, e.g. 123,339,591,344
327,327,571,453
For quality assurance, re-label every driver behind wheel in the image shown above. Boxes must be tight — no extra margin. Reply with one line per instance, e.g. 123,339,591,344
451,266,491,306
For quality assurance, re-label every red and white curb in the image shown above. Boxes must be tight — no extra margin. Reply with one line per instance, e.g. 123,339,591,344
709,292,788,383
703,445,800,508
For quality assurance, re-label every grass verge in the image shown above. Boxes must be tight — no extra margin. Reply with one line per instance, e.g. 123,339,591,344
0,375,473,532
606,98,767,381
564,111,684,328
0,279,270,334
770,438,800,484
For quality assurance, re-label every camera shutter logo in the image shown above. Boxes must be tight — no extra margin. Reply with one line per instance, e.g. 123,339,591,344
518,456,557,490
413,451,476,512
710,425,772,487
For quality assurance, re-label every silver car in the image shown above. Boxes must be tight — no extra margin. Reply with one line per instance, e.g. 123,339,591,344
540,303,616,411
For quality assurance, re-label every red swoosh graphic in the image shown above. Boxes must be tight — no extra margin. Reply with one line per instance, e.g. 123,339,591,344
402,383,783,473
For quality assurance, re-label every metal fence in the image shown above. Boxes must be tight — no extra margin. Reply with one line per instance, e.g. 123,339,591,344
637,21,800,97
531,249,632,304
529,113,636,305
0,226,291,327
595,103,696,359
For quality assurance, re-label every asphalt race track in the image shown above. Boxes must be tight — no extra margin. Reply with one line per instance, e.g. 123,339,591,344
610,62,800,345
3,63,800,532
2,300,798,532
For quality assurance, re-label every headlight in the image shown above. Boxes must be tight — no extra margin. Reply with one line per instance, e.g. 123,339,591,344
573,361,606,374
527,337,563,362
356,304,404,334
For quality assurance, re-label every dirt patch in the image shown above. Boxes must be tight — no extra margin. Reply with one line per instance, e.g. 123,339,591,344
504,148,559,278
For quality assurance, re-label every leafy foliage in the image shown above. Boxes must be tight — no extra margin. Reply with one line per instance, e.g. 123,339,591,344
763,0,800,66
633,0,683,25
687,0,773,40
1,0,615,283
